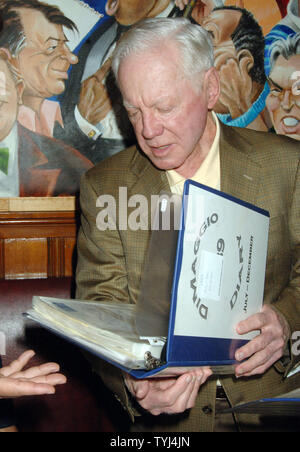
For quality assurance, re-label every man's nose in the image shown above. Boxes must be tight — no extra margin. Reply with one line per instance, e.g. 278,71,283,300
281,90,295,111
141,112,163,140
61,45,78,65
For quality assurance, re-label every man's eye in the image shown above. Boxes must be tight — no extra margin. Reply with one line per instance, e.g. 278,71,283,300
46,45,58,54
208,30,215,40
158,106,173,114
270,88,282,96
127,110,139,119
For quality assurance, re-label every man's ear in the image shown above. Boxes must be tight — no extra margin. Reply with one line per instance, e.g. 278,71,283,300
236,48,254,75
204,67,221,110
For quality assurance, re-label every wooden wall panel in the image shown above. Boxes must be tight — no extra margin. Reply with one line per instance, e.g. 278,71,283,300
4,238,48,280
0,210,78,280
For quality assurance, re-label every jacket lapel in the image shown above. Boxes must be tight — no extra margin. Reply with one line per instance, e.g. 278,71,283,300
18,124,61,196
130,147,170,197
219,124,263,206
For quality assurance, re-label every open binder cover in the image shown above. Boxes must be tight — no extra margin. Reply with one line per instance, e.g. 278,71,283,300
25,180,270,379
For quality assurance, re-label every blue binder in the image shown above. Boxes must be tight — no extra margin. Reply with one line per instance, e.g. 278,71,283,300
26,180,270,379
128,180,270,378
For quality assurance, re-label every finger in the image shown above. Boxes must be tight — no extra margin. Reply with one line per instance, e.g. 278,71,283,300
29,373,67,386
0,350,36,377
124,374,149,400
186,368,212,409
142,373,194,415
235,337,284,377
132,380,149,400
93,57,112,82
0,378,55,398
235,350,282,378
11,363,60,380
156,373,202,415
236,312,266,336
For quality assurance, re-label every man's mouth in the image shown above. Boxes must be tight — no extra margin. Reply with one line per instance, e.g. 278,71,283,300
282,116,299,127
146,144,172,157
52,69,69,80
281,116,300,133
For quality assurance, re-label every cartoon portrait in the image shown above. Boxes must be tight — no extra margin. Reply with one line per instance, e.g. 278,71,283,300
0,0,93,197
266,32,300,140
0,0,297,198
201,5,271,131
0,49,92,197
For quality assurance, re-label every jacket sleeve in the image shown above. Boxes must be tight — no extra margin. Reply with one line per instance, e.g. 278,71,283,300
75,172,139,421
272,158,300,376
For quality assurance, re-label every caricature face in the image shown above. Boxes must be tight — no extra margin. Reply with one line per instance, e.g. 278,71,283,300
202,9,242,114
13,8,78,99
0,59,22,142
105,0,164,25
266,54,300,141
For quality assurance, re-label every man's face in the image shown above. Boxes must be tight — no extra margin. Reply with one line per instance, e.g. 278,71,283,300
118,43,217,175
266,54,300,141
202,9,242,113
0,59,20,141
13,8,78,99
105,0,167,25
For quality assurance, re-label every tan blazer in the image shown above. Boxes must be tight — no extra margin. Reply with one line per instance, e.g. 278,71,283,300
76,123,300,432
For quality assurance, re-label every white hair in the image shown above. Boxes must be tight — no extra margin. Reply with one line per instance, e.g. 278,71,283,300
269,32,300,72
111,17,214,86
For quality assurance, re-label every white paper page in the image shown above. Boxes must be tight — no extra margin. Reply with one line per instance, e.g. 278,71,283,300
173,184,269,341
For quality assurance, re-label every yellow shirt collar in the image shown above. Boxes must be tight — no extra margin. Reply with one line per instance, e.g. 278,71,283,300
166,112,220,195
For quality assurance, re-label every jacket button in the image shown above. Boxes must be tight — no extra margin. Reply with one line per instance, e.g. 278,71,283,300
202,405,213,415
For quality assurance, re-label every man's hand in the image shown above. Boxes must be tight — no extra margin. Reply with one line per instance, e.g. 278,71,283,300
124,368,212,416
235,305,290,377
0,350,67,398
78,57,113,125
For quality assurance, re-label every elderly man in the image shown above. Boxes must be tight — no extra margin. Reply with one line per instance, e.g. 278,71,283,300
76,18,300,432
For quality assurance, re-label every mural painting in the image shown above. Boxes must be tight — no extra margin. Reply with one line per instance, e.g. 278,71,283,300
0,0,298,198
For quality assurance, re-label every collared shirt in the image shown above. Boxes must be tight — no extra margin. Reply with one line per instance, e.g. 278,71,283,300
0,124,20,197
166,112,221,196
18,99,63,138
